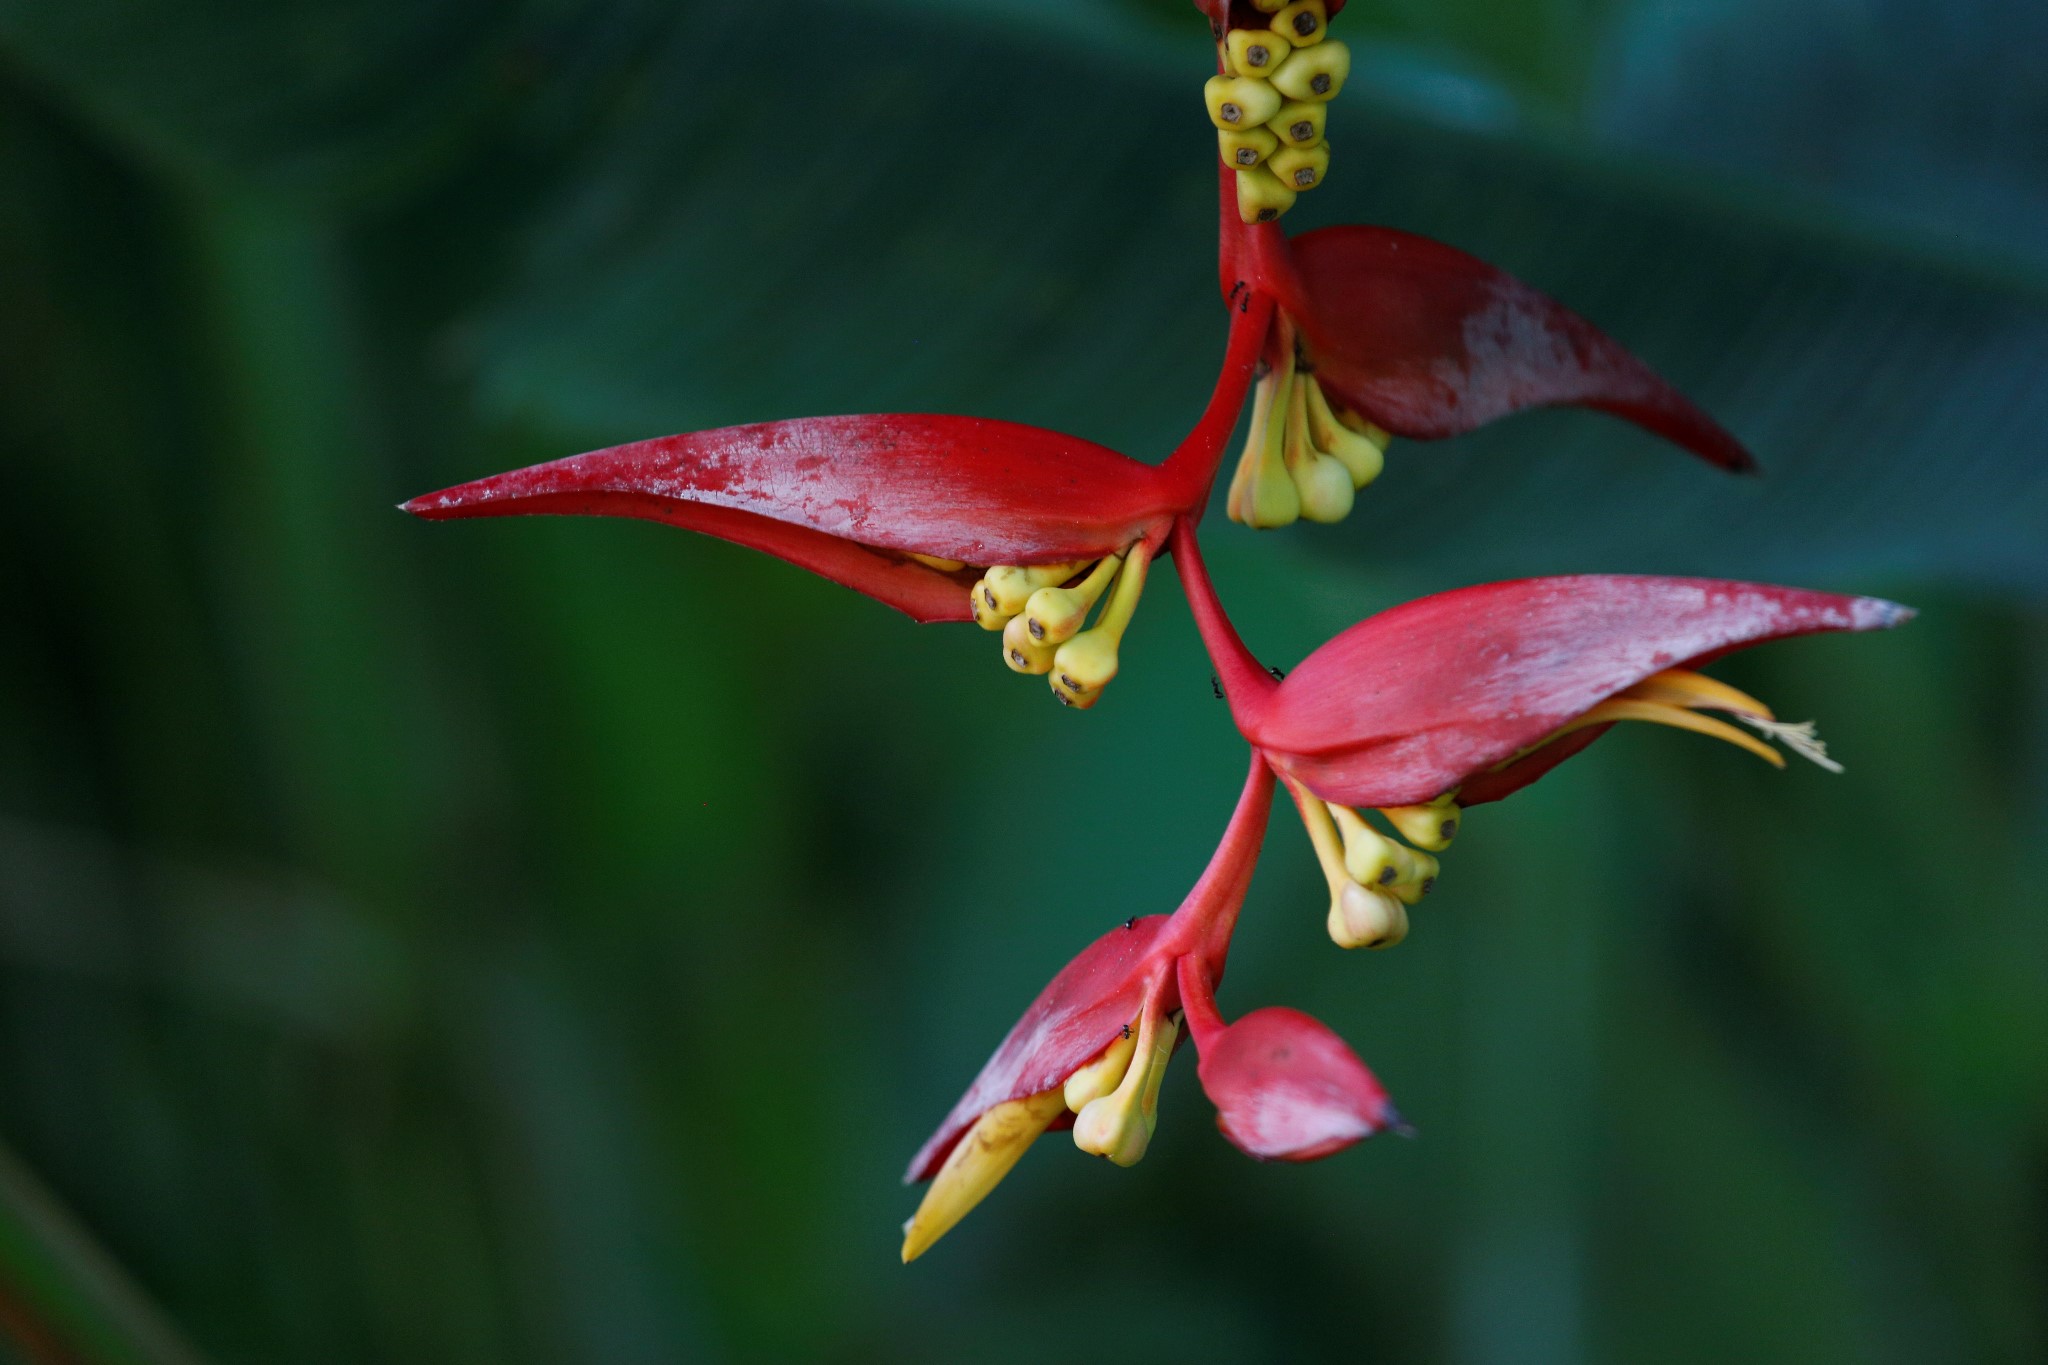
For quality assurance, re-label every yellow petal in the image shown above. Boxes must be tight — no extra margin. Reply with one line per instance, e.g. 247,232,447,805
1618,668,1775,720
1575,698,1786,768
901,1088,1066,1264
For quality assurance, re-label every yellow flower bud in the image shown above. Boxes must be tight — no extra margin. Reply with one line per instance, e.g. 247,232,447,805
1266,99,1326,148
1379,799,1461,851
1205,75,1285,131
1229,358,1302,525
1271,0,1328,46
969,578,1013,631
1218,124,1280,169
1271,37,1350,101
1226,27,1292,76
1291,452,1353,522
1236,163,1299,224
1304,375,1386,487
1328,881,1409,950
1002,614,1057,675
1064,1028,1138,1113
1049,678,1103,709
1269,139,1330,191
990,561,1091,617
1283,372,1354,523
1051,627,1120,695
1248,0,1287,11
1073,1010,1178,1167
908,553,967,573
1384,846,1441,905
1022,553,1120,646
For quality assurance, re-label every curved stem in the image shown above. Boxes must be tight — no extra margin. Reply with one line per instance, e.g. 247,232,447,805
1162,750,1275,970
1163,289,1274,507
1176,955,1228,1053
1168,519,1277,731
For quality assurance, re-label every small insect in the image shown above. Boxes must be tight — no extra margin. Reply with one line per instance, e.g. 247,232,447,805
1123,916,1137,930
1120,1023,1133,1039
1211,674,1223,699
1267,664,1288,681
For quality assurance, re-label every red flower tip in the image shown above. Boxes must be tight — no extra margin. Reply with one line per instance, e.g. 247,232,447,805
1197,1006,1395,1161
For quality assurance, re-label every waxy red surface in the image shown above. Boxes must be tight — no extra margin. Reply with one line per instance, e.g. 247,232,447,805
1252,576,1911,808
1198,1006,1394,1161
1216,173,1757,473
405,415,1187,621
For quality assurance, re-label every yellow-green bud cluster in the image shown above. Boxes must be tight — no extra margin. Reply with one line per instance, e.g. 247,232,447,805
1203,1,1350,223
969,544,1152,709
1067,1008,1180,1167
1286,782,1459,950
1226,348,1389,529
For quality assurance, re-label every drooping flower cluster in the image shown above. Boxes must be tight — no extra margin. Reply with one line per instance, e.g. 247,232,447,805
404,1,1911,1262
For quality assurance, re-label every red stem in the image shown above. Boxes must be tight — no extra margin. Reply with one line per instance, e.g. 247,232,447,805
1168,518,1277,731
1161,750,1274,973
1162,289,1274,507
1176,955,1228,1052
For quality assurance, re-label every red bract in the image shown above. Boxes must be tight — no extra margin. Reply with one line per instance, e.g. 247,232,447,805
900,755,1399,1260
404,302,1270,626
404,415,1166,622
1178,525,1910,810
1192,1003,1395,1162
1212,169,1756,488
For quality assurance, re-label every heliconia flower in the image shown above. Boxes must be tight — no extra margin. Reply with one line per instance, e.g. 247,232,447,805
1172,521,1912,948
402,296,1270,709
900,754,1399,1262
1207,168,1757,530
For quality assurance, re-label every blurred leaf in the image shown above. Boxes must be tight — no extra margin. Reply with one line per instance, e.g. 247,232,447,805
0,1140,209,1365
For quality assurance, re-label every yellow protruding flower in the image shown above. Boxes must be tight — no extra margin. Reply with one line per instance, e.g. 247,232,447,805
901,1088,1067,1263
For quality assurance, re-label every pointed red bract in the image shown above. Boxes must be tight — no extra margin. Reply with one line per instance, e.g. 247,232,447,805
1249,576,1911,808
1288,227,1756,470
405,415,1185,621
904,915,1172,1183
1198,1007,1394,1161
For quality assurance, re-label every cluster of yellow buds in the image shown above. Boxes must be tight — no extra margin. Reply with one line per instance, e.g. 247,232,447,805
1286,781,1460,950
1226,345,1389,528
898,1004,1184,1261
1203,0,1351,223
967,544,1152,708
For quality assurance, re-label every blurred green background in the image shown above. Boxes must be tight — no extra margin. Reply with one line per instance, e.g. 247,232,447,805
2,0,2045,1361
